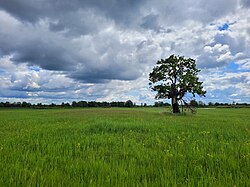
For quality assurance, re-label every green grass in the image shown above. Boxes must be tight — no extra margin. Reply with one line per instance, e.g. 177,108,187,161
0,108,249,186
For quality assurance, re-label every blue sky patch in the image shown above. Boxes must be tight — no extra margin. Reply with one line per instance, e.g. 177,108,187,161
225,62,239,72
218,23,229,31
0,68,5,74
28,66,41,72
224,62,250,73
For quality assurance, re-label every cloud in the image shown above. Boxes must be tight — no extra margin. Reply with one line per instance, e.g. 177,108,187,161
0,10,145,83
0,0,144,31
198,44,235,68
0,0,249,104
241,0,250,8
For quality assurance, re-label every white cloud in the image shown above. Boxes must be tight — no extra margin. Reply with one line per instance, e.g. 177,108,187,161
0,0,249,104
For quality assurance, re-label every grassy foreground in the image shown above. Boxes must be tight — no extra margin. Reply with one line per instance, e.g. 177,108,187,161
0,108,249,186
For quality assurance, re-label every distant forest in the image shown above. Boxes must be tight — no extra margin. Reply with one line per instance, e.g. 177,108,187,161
0,100,249,108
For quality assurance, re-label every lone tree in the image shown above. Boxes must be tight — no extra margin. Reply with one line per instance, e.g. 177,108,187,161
149,55,206,113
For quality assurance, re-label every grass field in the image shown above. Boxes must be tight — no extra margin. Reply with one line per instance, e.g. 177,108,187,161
0,107,249,186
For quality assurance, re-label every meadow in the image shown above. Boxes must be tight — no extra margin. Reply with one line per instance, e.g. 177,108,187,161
0,107,249,186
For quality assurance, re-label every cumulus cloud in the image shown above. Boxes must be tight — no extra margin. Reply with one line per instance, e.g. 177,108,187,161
0,0,249,103
241,0,250,8
201,71,250,102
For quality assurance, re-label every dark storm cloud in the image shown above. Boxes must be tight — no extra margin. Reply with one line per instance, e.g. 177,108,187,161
0,22,79,71
241,0,250,7
0,0,144,29
0,0,146,83
0,0,248,85
11,43,77,71
143,0,238,25
141,14,160,30
0,0,238,26
70,62,139,83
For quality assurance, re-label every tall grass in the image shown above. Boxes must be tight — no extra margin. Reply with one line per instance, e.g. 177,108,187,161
0,108,249,186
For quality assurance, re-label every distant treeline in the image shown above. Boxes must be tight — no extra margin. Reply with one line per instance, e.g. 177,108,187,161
188,100,250,108
154,100,250,108
0,100,249,108
0,100,135,108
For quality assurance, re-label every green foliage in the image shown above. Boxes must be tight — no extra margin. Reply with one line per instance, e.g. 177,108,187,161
0,108,249,186
190,99,199,107
149,55,206,100
125,100,134,107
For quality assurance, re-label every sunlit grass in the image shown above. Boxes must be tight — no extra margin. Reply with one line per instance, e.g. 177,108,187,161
0,108,249,186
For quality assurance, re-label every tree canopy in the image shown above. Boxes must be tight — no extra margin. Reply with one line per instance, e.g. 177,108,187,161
149,55,206,113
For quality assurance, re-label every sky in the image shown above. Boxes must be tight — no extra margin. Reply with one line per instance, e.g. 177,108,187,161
0,0,249,104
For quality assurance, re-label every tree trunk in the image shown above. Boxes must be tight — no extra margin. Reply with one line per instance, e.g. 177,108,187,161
172,95,180,113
